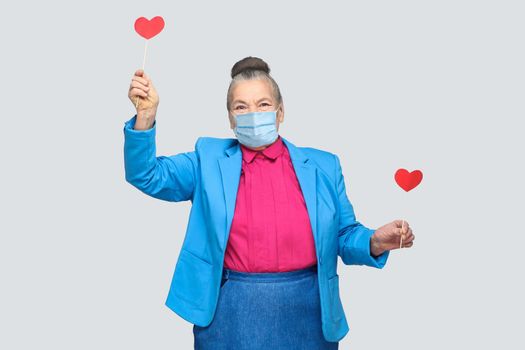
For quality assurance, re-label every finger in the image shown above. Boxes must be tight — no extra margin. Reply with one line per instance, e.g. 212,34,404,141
132,76,149,86
400,238,413,247
141,71,152,85
402,221,411,234
394,227,408,235
135,69,144,77
400,227,411,237
130,82,149,94
399,231,414,242
129,86,148,98
130,80,150,92
130,87,148,98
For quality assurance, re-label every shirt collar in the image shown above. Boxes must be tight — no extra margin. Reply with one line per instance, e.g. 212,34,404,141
240,135,285,163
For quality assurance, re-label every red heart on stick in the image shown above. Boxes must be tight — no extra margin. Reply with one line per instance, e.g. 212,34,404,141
134,16,165,39
395,168,423,192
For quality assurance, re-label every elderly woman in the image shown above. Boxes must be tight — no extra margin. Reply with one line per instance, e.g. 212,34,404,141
123,56,414,349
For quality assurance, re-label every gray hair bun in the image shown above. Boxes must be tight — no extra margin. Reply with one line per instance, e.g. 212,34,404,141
230,56,270,78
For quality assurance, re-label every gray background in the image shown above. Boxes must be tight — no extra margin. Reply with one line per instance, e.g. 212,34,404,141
1,0,523,348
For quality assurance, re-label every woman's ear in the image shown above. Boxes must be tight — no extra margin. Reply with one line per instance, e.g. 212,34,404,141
277,104,284,123
228,109,236,129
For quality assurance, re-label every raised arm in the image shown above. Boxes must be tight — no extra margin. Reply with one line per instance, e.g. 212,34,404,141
123,69,198,202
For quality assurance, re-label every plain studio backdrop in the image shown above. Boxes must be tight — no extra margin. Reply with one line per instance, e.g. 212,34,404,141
1,1,523,349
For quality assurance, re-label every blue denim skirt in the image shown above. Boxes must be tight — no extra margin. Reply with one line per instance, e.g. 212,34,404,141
193,264,339,350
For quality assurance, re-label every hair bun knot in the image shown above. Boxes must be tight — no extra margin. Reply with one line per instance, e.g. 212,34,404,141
231,56,270,78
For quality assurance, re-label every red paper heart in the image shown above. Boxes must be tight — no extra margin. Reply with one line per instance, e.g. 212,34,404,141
395,168,423,192
134,16,165,40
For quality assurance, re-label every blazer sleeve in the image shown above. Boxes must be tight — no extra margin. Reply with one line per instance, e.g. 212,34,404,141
334,154,389,268
123,114,198,202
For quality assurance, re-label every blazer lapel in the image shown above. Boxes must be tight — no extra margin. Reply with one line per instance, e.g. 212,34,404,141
217,143,242,249
281,136,319,256
217,136,320,257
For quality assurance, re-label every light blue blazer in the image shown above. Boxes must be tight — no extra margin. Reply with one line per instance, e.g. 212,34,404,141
123,114,389,342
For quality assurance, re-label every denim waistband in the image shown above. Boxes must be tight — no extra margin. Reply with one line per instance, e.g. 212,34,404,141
222,264,318,282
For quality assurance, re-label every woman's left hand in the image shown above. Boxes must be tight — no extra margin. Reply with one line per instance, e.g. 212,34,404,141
370,220,415,256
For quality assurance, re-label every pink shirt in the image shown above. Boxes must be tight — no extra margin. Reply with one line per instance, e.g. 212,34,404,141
223,135,318,272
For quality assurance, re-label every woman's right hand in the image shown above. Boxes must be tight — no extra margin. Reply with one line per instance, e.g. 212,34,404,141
128,68,159,116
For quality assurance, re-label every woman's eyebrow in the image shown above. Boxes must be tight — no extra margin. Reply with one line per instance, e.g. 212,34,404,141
233,97,272,105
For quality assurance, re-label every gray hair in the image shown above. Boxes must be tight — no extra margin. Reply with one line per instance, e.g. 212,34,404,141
226,57,283,113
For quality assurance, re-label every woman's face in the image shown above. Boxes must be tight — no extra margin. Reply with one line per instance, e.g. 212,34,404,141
228,79,284,132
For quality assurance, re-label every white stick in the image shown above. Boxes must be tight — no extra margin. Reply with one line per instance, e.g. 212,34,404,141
400,219,405,249
135,39,149,109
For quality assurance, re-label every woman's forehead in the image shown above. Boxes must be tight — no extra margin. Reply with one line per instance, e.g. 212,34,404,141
231,79,275,103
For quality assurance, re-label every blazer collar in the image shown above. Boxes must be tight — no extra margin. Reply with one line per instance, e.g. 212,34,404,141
225,135,310,167
240,135,286,163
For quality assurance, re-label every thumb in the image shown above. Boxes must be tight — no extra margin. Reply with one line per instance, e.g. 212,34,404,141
393,219,405,228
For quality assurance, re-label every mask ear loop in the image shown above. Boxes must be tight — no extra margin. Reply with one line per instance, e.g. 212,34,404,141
274,103,281,119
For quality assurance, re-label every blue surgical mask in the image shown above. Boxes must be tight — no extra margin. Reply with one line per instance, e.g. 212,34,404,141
232,106,280,148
